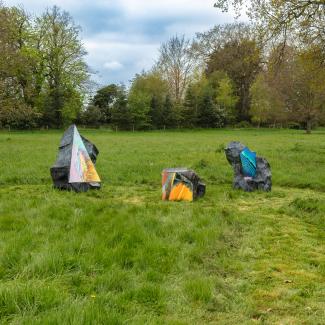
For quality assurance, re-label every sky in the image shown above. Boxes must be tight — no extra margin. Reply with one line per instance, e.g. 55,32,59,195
4,0,242,87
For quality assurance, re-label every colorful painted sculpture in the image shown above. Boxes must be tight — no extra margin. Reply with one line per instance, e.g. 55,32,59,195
225,141,271,192
162,168,205,201
240,147,257,178
50,125,101,192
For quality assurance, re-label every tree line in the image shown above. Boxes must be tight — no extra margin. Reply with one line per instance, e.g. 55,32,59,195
1,2,325,133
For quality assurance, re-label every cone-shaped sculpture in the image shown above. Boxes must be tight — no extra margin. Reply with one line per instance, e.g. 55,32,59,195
50,125,101,192
162,168,205,201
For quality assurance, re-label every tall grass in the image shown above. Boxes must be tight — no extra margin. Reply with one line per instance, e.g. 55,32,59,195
0,128,324,323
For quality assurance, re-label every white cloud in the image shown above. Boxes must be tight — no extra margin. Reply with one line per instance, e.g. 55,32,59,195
119,0,216,19
4,0,247,85
4,0,99,11
103,61,123,70
84,37,158,85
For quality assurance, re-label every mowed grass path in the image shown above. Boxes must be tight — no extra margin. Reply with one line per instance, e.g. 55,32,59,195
0,129,324,324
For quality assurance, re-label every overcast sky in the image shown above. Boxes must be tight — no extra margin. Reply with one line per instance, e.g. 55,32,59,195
4,0,243,86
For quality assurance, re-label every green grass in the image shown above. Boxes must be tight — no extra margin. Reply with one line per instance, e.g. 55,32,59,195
0,128,324,324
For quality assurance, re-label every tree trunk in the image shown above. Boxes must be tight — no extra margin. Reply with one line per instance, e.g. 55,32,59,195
306,119,312,134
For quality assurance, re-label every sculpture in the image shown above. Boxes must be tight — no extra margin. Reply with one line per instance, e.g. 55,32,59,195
225,141,271,192
162,168,206,201
50,125,101,192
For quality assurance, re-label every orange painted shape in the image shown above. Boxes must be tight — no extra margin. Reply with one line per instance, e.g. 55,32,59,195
169,183,193,202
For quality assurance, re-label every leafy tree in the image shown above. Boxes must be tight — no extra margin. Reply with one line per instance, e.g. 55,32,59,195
61,87,83,126
0,101,40,129
0,4,90,129
249,44,325,132
80,104,102,128
0,5,42,127
193,23,253,61
214,1,325,54
265,45,298,127
291,47,325,133
128,91,151,130
183,73,232,128
36,6,89,127
92,84,119,124
215,76,238,124
128,72,168,129
249,74,272,127
206,37,262,121
157,35,197,103
111,86,131,130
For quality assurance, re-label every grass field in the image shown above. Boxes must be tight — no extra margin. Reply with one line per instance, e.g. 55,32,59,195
0,128,324,324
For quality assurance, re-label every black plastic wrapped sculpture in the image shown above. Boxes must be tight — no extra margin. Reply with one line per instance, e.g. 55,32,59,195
162,168,206,201
50,125,101,192
225,141,271,192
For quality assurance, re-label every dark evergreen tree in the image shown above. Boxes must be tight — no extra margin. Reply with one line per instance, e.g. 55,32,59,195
111,87,131,130
162,95,174,129
149,95,164,129
183,84,199,128
80,104,102,128
197,91,225,128
92,84,119,124
198,92,215,128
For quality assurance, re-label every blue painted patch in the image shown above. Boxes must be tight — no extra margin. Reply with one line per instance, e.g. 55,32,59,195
240,147,257,177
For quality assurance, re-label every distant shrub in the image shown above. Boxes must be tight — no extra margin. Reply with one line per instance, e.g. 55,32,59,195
79,104,102,128
287,122,302,129
235,121,251,128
